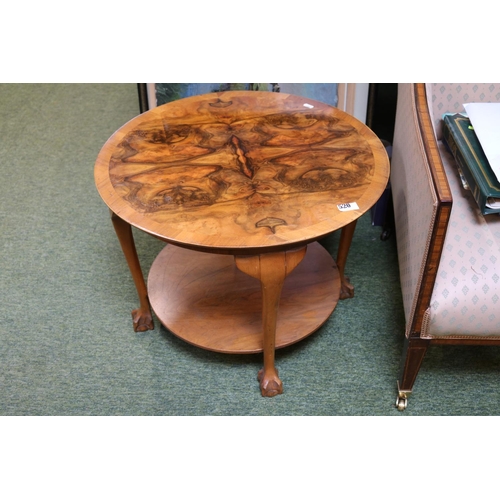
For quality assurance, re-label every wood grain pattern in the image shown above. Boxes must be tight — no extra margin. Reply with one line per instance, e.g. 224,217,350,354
147,242,340,354
95,91,390,253
95,91,390,396
410,83,452,337
235,246,307,396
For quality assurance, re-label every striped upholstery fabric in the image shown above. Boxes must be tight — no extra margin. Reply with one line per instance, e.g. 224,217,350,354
391,84,438,335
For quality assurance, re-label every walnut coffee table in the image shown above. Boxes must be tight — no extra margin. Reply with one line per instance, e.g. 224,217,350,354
94,91,389,397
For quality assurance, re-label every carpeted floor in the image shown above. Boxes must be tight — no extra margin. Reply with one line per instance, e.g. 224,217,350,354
2,83,500,415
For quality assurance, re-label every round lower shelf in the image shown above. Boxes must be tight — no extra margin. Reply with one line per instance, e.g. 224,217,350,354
148,242,340,354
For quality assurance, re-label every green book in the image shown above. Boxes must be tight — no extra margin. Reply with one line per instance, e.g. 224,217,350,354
442,113,500,215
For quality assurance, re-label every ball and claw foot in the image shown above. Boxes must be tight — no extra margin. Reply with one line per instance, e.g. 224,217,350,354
132,308,154,332
339,276,354,300
258,369,283,397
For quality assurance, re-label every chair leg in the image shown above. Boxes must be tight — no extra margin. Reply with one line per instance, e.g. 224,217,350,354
396,336,430,411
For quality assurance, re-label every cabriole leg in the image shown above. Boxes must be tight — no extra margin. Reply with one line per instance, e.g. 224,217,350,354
110,211,154,332
236,246,307,397
336,220,357,299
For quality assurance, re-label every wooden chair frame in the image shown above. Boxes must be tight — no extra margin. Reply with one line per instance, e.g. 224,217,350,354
396,83,500,410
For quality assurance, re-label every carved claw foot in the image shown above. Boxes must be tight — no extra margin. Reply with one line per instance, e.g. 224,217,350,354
131,308,154,332
339,276,354,300
257,368,283,397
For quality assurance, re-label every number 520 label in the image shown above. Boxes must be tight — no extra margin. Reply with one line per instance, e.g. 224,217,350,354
337,202,359,212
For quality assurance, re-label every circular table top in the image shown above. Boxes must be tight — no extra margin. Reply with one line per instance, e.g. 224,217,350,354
95,91,390,254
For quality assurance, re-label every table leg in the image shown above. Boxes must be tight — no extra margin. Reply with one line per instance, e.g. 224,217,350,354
336,220,357,300
235,246,307,396
110,210,154,332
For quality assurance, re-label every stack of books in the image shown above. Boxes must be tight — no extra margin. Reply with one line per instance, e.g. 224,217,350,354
442,109,500,215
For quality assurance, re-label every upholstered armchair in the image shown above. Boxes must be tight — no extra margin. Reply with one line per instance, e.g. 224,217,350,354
391,83,500,410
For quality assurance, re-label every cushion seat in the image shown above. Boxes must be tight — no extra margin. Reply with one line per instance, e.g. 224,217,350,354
425,142,500,338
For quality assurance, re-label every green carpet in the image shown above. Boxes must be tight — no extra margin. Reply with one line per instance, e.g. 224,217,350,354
2,83,500,415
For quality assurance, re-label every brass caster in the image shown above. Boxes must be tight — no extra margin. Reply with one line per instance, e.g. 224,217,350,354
396,381,410,411
395,395,408,411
